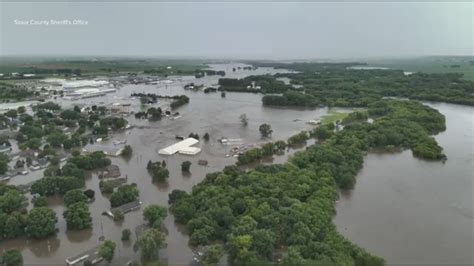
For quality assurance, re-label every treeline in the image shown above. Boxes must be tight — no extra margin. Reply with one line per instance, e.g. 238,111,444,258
268,64,474,106
236,131,310,165
294,100,446,189
218,75,292,93
236,141,286,165
248,61,367,72
170,95,190,109
168,99,446,266
262,91,320,107
0,85,33,101
131,93,189,109
195,70,226,78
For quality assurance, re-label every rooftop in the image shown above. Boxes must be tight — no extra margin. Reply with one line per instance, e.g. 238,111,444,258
65,245,103,266
158,138,199,155
108,200,142,217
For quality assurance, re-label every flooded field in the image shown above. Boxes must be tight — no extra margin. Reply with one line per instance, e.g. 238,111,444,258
334,102,474,265
1,64,326,265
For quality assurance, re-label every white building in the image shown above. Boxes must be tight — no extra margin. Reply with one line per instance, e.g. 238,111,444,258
159,138,201,155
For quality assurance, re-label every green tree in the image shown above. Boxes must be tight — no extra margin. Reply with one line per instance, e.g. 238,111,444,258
181,161,192,172
47,132,67,148
200,245,224,265
5,110,18,119
84,189,95,199
63,189,88,207
1,249,23,266
25,138,41,150
121,228,131,241
227,235,256,264
259,123,272,138
282,247,305,266
251,229,276,259
0,189,26,214
26,207,57,239
63,202,92,230
32,196,48,207
98,240,116,263
133,228,166,260
121,145,133,157
109,184,139,207
17,106,26,114
239,114,248,126
112,210,124,222
143,205,167,228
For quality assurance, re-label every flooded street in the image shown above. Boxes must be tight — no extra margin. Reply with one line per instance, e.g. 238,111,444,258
334,102,474,265
1,64,326,265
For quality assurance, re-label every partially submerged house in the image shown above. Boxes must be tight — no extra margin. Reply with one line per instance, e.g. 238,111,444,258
106,200,142,218
103,164,121,178
65,245,103,266
83,144,124,157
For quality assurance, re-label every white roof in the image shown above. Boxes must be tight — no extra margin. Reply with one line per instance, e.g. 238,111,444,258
63,80,108,88
178,146,201,155
159,138,199,155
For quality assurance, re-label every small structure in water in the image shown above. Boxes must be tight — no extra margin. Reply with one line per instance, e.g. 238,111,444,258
198,160,208,166
106,200,142,218
65,245,103,265
103,164,121,178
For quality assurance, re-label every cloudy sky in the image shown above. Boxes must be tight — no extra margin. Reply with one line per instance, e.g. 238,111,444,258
0,2,472,59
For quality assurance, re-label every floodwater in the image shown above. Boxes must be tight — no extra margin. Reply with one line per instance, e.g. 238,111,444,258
334,102,474,265
2,64,472,265
1,63,325,265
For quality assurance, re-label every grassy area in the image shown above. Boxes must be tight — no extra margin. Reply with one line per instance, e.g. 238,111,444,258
366,56,474,80
320,110,350,125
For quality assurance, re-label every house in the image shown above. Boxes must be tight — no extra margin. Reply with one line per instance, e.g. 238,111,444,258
37,158,49,169
106,200,142,217
103,164,121,178
82,144,124,157
30,162,41,171
0,144,11,153
65,245,103,266
0,175,11,182
58,154,68,162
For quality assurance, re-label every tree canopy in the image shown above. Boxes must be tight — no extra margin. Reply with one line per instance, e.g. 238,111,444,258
26,207,57,239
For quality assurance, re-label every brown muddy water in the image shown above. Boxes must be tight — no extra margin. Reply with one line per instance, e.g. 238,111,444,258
1,64,327,265
1,64,472,266
334,102,474,265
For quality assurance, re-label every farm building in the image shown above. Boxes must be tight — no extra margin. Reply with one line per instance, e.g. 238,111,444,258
158,138,201,155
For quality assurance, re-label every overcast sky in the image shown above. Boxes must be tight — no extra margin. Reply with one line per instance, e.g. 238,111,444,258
0,2,472,59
